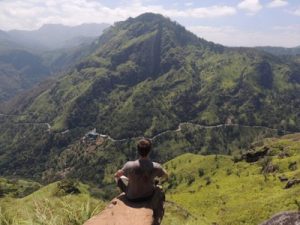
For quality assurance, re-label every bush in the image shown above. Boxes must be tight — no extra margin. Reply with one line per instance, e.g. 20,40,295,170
205,177,211,185
198,168,205,177
186,175,195,185
54,180,81,196
226,169,232,176
232,155,242,163
288,162,297,171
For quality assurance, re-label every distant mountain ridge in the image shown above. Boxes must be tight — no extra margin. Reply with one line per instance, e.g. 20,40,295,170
256,46,300,56
0,23,110,103
8,23,110,50
0,49,50,102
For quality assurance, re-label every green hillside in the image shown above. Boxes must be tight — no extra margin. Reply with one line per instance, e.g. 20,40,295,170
0,13,299,183
0,179,105,225
162,134,300,225
1,134,299,225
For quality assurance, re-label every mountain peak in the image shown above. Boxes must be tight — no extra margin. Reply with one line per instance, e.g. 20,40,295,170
134,12,166,22
107,12,211,50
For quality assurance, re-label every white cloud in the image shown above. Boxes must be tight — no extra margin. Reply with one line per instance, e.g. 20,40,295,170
162,6,236,18
188,25,300,47
267,0,288,8
185,2,194,7
290,7,300,16
0,0,236,31
273,24,300,31
238,0,262,15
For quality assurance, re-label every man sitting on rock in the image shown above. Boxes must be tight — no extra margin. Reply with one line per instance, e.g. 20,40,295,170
114,138,168,224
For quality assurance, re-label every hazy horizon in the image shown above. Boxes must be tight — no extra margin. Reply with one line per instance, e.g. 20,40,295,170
0,0,299,47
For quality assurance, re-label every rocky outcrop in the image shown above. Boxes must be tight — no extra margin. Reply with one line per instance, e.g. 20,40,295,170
284,179,300,189
260,211,300,225
84,187,165,225
242,147,269,163
278,175,288,182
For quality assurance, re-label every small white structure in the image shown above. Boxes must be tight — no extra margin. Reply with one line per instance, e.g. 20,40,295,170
85,128,100,140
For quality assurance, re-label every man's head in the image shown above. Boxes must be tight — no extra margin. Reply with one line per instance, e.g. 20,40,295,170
137,138,152,157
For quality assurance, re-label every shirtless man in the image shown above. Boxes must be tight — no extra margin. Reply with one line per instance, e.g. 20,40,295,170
114,138,168,201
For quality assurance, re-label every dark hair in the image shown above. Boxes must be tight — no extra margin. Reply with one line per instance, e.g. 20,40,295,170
137,138,152,157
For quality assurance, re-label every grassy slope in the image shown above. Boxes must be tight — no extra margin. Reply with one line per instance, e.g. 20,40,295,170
162,134,300,225
0,181,105,225
0,134,299,225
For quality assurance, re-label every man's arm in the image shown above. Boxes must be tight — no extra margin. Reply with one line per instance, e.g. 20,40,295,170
160,168,168,181
154,163,168,181
114,162,130,179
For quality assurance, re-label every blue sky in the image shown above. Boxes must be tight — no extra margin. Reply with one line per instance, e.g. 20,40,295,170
0,0,299,47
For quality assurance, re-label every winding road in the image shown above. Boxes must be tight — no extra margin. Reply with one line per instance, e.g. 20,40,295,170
0,113,288,141
101,122,283,143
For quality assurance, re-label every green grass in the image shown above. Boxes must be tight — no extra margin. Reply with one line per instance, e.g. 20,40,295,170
162,134,300,225
0,181,105,225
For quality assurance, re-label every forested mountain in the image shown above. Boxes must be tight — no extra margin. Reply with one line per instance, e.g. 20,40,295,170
0,13,299,184
9,13,299,135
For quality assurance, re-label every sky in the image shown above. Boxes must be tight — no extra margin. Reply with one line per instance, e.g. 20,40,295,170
0,0,299,47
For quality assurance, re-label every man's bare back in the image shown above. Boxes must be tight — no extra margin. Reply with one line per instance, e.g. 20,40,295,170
115,138,167,201
120,159,165,200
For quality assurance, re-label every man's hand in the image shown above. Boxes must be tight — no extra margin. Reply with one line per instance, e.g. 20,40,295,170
114,169,124,179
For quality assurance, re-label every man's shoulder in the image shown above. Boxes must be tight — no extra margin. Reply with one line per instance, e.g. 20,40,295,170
123,160,139,169
152,162,163,169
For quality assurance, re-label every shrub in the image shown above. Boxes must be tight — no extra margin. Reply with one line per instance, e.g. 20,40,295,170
54,180,81,196
186,175,195,185
198,168,205,177
288,162,297,171
205,177,211,185
226,169,232,176
232,155,242,163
